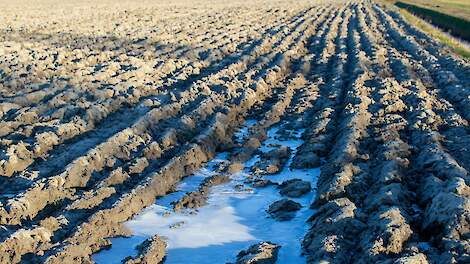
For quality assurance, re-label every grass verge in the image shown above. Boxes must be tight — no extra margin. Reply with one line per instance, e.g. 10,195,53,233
381,1,470,60
395,1,470,41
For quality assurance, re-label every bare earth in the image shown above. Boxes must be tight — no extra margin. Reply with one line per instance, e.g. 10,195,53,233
0,0,470,263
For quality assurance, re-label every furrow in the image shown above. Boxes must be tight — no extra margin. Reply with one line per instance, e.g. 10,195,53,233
0,4,328,262
0,7,299,178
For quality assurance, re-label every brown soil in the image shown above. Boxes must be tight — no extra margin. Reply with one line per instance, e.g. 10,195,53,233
0,0,469,263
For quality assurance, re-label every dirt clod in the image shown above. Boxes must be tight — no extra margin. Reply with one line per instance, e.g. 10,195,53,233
267,198,302,221
278,178,311,197
231,241,280,264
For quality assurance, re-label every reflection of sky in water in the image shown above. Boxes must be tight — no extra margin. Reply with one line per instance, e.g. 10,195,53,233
128,202,254,249
92,122,320,264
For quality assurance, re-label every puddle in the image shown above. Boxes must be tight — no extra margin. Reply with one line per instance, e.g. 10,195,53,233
93,122,320,264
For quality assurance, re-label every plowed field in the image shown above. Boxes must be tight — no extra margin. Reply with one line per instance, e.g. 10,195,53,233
0,0,469,263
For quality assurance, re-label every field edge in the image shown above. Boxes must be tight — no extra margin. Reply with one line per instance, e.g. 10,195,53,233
380,0,470,60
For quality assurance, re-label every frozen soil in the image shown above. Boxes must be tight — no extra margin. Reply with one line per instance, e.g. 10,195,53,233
1,0,470,263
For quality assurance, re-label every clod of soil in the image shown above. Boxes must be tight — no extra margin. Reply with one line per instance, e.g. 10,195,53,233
231,241,280,264
172,174,230,211
250,179,277,188
122,235,167,264
291,151,321,168
267,198,302,221
278,178,312,197
252,146,291,175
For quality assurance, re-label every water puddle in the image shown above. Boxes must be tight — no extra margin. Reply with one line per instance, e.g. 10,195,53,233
93,121,320,263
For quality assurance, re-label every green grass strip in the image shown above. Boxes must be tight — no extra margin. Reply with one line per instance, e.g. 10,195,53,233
395,1,470,41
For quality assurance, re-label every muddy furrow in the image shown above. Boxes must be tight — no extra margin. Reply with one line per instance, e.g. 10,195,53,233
40,6,336,260
367,7,470,261
1,1,470,263
18,9,296,178
0,2,289,100
0,4,331,262
0,10,264,133
293,2,352,172
369,5,470,181
300,1,470,262
290,5,348,169
0,4,296,147
301,5,379,262
0,14,316,243
40,45,307,264
286,6,341,117
344,3,421,262
0,7,301,178
0,5,321,222
112,21,328,263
